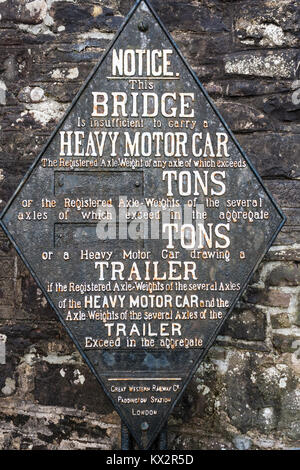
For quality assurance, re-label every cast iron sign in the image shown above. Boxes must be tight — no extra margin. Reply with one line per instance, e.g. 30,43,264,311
0,0,285,449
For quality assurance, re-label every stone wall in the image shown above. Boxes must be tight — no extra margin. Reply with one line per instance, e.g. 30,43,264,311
0,0,299,450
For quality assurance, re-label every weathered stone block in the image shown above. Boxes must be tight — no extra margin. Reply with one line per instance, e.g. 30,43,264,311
0,258,14,280
272,333,299,353
282,208,300,227
221,306,266,341
1,0,48,25
264,180,300,208
193,63,225,81
262,94,300,123
34,363,113,414
234,17,299,49
293,295,300,327
286,421,300,441
118,0,231,32
270,313,291,329
251,361,297,411
0,50,33,82
175,32,232,64
0,234,11,258
257,407,277,433
52,2,123,33
0,278,15,308
278,390,300,435
17,86,45,103
244,287,291,308
0,401,119,450
224,353,260,432
212,79,293,98
46,39,110,64
237,133,300,179
234,0,300,37
29,61,92,85
18,275,56,322
265,246,300,262
224,51,297,79
0,321,75,365
216,101,272,132
233,435,252,450
273,228,300,247
42,83,81,104
266,263,300,287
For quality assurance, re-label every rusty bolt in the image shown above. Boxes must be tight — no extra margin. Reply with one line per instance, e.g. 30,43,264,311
138,22,149,32
141,421,149,431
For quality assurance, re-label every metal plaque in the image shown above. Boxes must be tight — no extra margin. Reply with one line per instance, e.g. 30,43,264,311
0,0,285,449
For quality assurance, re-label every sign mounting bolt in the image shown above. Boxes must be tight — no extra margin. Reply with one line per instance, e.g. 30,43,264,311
138,22,149,32
141,422,149,431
